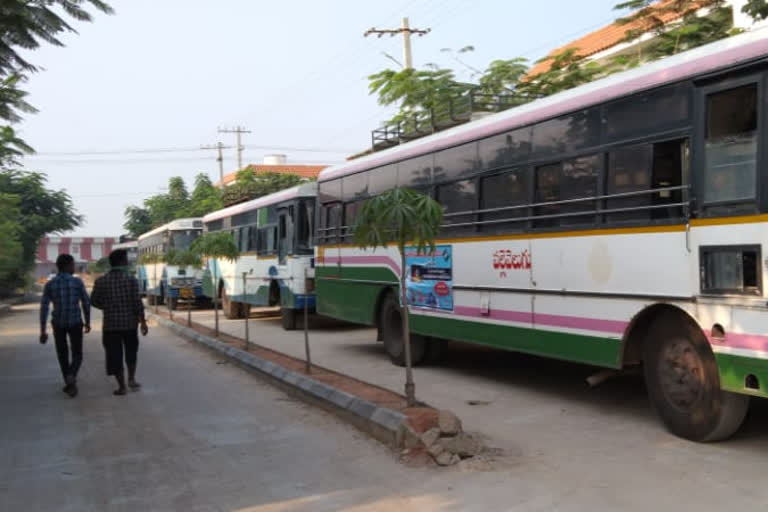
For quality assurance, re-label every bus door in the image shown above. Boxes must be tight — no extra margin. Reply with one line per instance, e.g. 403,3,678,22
693,73,762,296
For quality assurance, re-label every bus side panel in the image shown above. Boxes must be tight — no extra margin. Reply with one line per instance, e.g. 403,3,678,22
316,265,393,325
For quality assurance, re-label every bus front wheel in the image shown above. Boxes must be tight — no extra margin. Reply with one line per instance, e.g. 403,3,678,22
644,313,749,442
380,293,426,367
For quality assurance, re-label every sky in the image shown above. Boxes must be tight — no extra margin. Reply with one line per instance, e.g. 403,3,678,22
18,0,621,236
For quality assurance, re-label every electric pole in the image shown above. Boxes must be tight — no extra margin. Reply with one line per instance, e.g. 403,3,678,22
364,17,430,70
218,126,251,172
201,142,232,189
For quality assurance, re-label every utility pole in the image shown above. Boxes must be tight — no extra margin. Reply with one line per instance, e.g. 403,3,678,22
218,126,251,172
201,142,231,189
364,17,430,70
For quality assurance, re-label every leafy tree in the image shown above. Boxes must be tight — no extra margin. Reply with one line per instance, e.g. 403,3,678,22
0,169,81,290
0,125,33,167
743,0,768,20
477,58,530,97
0,1,113,157
143,176,189,227
222,170,307,207
124,174,224,236
123,205,153,239
353,188,443,407
183,173,223,217
0,193,23,292
368,67,476,131
519,48,609,99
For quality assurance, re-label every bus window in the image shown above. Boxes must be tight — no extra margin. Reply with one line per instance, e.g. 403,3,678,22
342,201,361,241
248,226,258,252
606,144,653,223
397,155,432,188
703,83,758,207
480,167,528,232
434,143,479,183
318,203,341,244
534,163,561,228
478,127,531,170
170,230,200,250
560,154,600,225
438,179,477,233
651,139,686,219
369,164,398,195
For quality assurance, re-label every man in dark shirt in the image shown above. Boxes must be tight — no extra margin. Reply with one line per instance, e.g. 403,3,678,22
91,249,148,396
40,254,91,397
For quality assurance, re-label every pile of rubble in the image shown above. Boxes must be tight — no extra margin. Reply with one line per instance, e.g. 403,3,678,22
420,410,481,466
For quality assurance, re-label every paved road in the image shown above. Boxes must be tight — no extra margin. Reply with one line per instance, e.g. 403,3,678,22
4,303,768,511
187,306,768,508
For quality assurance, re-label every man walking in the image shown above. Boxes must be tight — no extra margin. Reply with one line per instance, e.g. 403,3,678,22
40,254,91,397
90,249,148,396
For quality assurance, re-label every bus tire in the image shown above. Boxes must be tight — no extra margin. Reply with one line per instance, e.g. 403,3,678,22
380,294,426,367
281,308,297,330
221,288,241,319
643,312,749,442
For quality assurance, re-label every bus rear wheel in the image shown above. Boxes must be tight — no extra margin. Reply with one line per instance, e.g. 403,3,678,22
281,308,297,330
380,293,426,367
643,313,749,442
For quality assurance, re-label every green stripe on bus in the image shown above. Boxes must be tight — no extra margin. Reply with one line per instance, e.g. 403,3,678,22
715,352,768,398
410,314,621,368
316,274,621,368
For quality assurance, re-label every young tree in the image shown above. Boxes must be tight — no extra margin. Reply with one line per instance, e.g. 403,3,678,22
353,188,443,406
191,232,239,336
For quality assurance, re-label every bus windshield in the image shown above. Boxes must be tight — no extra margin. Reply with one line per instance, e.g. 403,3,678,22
170,229,201,250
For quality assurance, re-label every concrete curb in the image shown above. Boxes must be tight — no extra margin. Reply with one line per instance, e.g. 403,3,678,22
149,313,410,448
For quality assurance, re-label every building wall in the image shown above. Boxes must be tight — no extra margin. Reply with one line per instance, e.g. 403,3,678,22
36,236,118,278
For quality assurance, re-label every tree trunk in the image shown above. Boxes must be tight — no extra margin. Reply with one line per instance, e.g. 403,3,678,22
399,249,416,407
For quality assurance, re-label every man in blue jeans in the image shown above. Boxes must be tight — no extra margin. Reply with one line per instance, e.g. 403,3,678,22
40,254,91,397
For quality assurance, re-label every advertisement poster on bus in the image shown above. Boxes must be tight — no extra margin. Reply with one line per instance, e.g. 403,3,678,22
404,245,453,311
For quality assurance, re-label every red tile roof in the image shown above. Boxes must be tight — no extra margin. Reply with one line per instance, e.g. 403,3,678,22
217,164,328,186
527,0,714,77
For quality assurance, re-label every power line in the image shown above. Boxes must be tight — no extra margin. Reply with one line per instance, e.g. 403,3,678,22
30,143,356,157
24,156,343,165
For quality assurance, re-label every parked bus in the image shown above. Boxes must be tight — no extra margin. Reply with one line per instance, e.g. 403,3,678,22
314,29,768,441
112,240,138,269
202,182,316,329
137,218,206,309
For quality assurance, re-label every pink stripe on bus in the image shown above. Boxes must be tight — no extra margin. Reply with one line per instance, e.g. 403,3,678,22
710,332,768,353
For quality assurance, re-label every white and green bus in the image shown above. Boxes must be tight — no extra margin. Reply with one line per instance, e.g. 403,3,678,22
315,29,768,441
202,182,316,329
137,218,206,309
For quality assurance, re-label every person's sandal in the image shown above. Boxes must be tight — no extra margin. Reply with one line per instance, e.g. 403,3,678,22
128,381,141,391
113,388,127,396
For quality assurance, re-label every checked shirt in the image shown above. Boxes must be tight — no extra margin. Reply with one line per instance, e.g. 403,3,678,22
40,273,91,330
90,269,145,332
